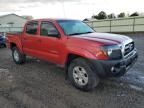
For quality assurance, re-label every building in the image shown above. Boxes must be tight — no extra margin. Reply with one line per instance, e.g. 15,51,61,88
21,15,33,20
0,14,28,34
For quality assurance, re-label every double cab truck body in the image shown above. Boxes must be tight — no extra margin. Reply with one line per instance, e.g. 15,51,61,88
6,19,138,91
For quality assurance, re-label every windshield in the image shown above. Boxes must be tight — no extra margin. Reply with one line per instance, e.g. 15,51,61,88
57,20,94,36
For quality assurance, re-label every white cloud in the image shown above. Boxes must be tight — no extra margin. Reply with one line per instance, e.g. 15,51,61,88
0,0,78,3
0,0,144,19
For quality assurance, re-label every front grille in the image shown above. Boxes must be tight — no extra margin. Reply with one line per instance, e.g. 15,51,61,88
124,41,134,56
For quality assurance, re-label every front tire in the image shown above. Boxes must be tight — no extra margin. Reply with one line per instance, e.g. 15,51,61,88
12,47,26,64
68,58,99,91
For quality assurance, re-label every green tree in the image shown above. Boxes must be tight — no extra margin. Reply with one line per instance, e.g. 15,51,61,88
92,11,107,20
97,11,107,19
118,12,125,18
92,15,98,19
108,13,116,19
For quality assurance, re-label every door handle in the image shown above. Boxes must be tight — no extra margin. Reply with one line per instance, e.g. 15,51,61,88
36,39,41,42
23,37,28,40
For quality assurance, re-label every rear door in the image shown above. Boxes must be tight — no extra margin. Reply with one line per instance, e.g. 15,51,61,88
22,21,40,57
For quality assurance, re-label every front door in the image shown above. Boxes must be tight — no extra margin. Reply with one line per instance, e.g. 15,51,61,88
38,21,63,64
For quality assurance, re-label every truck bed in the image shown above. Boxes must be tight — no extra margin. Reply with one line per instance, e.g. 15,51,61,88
7,32,22,36
6,32,23,51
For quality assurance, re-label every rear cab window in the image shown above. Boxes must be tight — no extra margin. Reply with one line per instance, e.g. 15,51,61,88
25,21,38,35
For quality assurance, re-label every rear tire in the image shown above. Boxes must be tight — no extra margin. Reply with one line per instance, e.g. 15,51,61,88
12,47,26,64
68,58,99,91
0,44,6,48
3,44,6,47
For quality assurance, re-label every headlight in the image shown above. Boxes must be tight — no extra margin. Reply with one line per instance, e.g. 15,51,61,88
102,45,122,60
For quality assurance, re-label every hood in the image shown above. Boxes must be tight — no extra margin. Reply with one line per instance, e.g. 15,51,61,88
72,32,131,45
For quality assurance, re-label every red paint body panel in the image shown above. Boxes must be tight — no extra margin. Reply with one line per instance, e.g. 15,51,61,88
7,19,129,66
6,33,24,53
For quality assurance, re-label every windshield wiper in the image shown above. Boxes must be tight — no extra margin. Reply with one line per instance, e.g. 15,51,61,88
81,31,94,34
68,33,84,36
68,31,94,36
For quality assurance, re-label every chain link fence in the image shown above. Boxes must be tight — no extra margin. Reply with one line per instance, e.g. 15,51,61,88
85,16,144,33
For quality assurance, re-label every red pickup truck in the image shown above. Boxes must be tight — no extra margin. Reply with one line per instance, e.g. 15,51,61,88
7,19,138,91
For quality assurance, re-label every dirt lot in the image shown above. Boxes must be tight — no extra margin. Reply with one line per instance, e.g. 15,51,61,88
0,35,144,108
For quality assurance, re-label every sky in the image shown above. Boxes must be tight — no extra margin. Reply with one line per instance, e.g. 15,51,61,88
0,0,144,20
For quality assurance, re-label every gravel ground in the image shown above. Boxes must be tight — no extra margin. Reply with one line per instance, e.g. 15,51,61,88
0,35,144,108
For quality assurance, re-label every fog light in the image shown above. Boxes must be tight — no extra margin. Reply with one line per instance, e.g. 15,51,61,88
111,66,117,73
111,67,115,72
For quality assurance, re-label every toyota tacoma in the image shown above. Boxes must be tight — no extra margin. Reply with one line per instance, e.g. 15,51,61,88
6,19,138,91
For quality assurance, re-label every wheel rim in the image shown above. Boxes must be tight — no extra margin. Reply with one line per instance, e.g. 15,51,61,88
13,50,19,62
73,66,88,86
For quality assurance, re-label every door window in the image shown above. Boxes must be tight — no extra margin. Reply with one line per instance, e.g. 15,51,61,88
40,22,59,37
26,22,38,35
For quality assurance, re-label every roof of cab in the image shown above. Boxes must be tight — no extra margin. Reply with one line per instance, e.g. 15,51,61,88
27,18,81,22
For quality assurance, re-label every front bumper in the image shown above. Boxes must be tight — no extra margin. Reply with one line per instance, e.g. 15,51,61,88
89,49,138,77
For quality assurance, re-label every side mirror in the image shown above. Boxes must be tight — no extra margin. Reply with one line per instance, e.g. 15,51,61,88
48,29,60,38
